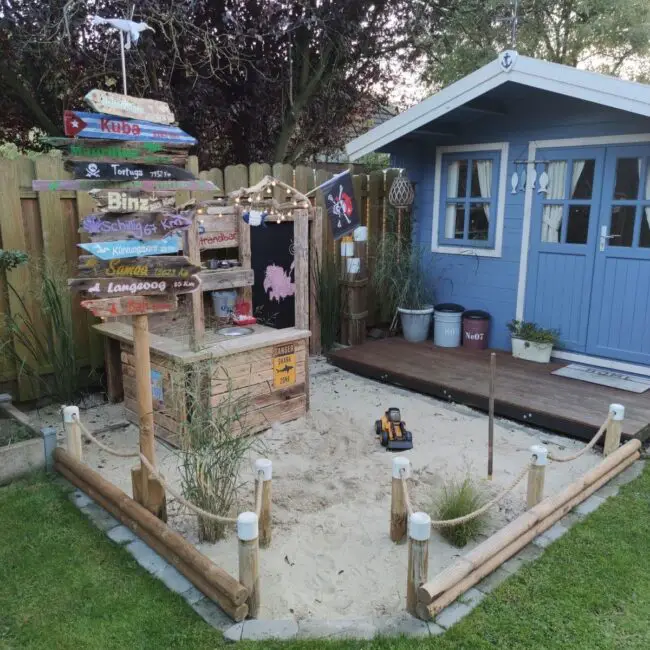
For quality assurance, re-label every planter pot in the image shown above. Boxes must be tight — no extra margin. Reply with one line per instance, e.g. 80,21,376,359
398,306,434,343
511,337,553,363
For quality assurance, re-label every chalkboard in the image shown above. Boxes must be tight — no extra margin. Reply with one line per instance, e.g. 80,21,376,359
251,223,295,329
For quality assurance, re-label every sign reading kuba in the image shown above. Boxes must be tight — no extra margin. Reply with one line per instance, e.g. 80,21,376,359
78,256,200,279
70,276,201,298
79,212,192,240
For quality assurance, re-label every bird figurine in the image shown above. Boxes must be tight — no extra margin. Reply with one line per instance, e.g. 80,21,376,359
90,15,154,49
242,210,268,228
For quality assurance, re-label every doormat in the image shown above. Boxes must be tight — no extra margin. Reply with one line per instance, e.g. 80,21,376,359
552,363,650,393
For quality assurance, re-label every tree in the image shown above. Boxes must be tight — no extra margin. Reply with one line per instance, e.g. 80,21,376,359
0,0,419,166
411,0,650,89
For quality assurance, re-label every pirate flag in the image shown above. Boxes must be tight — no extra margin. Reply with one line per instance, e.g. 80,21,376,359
317,170,360,240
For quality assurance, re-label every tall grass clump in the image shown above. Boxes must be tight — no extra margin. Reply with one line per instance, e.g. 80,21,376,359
432,476,488,548
312,247,344,351
176,360,260,542
0,252,82,403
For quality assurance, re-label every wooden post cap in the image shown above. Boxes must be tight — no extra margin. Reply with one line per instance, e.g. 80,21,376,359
393,456,410,479
62,405,80,423
530,445,548,466
610,404,625,421
255,459,272,481
237,512,259,541
409,512,431,541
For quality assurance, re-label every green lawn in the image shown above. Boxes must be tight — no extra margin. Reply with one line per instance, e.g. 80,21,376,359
1,465,650,649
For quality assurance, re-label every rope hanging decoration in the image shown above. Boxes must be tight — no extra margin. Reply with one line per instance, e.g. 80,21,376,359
388,170,415,209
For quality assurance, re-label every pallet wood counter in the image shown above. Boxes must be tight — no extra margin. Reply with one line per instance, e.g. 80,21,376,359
96,321,310,446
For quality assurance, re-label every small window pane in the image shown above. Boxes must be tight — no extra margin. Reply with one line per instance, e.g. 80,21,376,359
566,205,590,244
468,204,490,240
470,160,493,198
610,205,635,247
544,161,567,199
571,160,595,199
444,203,465,239
640,207,650,248
446,160,467,198
614,158,640,200
541,204,563,243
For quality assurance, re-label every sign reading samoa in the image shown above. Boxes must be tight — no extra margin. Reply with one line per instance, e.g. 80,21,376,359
84,89,175,125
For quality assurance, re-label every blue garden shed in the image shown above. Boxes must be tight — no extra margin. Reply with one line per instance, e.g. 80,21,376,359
346,51,650,374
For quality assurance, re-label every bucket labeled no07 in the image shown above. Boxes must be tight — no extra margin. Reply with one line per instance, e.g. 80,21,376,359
433,303,464,348
462,310,490,350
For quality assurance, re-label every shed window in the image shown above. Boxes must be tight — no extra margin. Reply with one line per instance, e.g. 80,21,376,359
438,151,501,248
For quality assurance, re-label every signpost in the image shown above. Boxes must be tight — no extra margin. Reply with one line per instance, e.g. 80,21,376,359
79,212,192,240
69,276,201,298
85,89,175,124
45,139,188,166
63,110,197,145
79,237,182,260
72,162,196,181
78,256,200,278
81,295,178,318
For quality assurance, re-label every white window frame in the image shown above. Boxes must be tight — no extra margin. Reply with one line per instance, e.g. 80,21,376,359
432,142,509,258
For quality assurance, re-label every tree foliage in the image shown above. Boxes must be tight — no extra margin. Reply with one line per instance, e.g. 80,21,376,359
0,0,420,166
412,0,650,88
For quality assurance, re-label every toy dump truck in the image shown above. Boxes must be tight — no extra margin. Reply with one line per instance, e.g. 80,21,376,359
375,408,413,451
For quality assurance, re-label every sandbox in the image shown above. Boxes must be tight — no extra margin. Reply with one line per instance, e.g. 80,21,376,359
30,360,605,621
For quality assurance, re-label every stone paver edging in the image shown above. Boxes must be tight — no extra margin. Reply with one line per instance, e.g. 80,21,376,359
64,459,644,642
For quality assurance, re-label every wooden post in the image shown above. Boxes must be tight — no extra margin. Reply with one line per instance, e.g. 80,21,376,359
488,352,496,479
130,314,167,521
407,512,431,616
526,445,547,509
604,403,624,457
238,512,260,618
62,406,82,462
255,459,272,548
390,456,409,543
185,218,204,351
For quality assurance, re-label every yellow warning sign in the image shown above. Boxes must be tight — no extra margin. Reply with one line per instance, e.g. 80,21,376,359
273,350,296,388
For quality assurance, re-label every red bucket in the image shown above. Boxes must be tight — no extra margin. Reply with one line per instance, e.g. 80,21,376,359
462,310,490,349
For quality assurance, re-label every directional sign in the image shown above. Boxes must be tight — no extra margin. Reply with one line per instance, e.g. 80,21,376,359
79,212,192,240
45,138,188,166
84,89,175,125
78,236,182,260
72,162,196,181
81,295,179,318
32,179,216,192
78,256,200,279
89,189,177,213
63,111,197,145
69,276,201,298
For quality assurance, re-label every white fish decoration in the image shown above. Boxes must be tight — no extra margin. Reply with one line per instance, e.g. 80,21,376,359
511,171,519,194
519,169,527,192
537,169,549,194
528,168,537,191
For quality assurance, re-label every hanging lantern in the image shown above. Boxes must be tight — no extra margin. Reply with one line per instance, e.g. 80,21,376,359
388,170,415,209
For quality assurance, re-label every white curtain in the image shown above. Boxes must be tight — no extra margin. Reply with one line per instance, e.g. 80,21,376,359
475,160,492,220
445,161,460,238
571,160,586,199
541,161,567,243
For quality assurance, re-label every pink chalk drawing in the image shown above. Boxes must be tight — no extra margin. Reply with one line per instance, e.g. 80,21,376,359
263,262,295,302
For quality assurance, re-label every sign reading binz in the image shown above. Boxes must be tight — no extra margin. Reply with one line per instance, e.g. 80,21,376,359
89,190,177,213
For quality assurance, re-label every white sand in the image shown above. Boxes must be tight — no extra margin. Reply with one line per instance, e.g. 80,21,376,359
29,358,603,620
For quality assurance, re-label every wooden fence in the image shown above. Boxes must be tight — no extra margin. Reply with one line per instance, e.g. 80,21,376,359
0,156,403,400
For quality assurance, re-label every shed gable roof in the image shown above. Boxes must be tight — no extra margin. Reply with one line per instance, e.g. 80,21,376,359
346,51,650,160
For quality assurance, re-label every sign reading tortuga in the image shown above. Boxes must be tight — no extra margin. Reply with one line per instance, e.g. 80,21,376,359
79,212,192,240
85,89,175,125
72,162,196,181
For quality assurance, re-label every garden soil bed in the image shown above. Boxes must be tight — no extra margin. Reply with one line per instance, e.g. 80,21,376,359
29,359,601,620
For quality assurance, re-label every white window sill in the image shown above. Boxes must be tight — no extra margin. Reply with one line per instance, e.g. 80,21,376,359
432,244,502,258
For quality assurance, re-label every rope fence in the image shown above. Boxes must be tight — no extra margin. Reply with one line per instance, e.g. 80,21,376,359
547,415,611,463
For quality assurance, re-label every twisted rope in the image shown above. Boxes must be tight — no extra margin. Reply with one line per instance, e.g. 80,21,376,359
139,453,238,525
74,414,139,458
547,415,611,463
401,462,531,528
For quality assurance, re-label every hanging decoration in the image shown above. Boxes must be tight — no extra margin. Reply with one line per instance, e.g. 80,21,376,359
537,164,549,194
388,170,415,208
243,210,269,228
510,168,519,194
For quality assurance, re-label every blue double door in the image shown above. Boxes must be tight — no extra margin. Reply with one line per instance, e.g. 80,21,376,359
526,144,650,366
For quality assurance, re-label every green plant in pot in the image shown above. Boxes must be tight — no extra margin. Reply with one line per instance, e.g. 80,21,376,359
507,320,559,363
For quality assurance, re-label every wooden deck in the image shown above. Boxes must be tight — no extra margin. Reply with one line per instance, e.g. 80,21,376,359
329,338,650,442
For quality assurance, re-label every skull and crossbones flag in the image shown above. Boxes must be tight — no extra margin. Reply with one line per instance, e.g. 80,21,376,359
316,170,360,240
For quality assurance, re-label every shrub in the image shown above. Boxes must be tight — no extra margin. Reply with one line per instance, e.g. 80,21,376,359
507,319,559,345
312,247,344,351
432,476,487,548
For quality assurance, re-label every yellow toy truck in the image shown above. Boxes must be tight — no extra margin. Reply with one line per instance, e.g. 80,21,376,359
375,408,413,451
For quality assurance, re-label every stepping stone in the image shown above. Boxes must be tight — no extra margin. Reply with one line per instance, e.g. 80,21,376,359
241,619,299,641
435,601,471,629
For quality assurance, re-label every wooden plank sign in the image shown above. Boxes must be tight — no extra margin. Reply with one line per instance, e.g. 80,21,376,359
70,276,201,298
89,189,177,213
32,179,216,192
63,111,197,145
81,295,178,318
72,162,196,182
44,139,188,166
78,256,201,279
79,212,192,240
78,237,182,260
84,89,175,125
